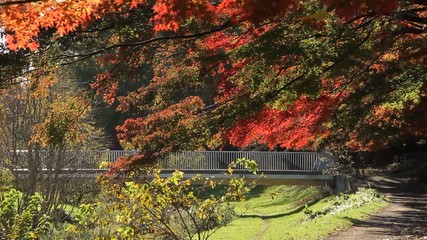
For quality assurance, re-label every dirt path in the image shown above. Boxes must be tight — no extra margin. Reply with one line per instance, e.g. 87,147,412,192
251,216,268,240
327,176,427,240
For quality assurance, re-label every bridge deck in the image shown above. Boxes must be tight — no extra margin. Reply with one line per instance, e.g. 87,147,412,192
13,169,335,187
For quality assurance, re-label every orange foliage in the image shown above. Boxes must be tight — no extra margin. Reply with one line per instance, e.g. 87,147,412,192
225,91,346,150
116,96,205,161
0,0,402,50
216,0,297,24
0,0,145,50
152,0,216,31
214,61,248,102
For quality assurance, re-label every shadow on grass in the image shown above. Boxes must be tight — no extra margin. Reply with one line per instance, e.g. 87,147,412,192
245,186,270,199
340,208,427,238
256,187,326,209
191,185,269,200
239,196,324,220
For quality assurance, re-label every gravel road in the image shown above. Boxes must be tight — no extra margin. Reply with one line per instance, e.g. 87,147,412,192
327,176,427,240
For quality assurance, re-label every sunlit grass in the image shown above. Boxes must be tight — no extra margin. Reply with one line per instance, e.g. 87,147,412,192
208,217,263,240
210,186,388,240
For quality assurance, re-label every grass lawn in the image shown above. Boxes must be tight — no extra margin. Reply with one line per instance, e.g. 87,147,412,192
210,185,389,240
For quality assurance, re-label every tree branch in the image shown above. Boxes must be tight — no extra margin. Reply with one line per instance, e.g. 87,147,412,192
0,0,40,7
56,21,232,63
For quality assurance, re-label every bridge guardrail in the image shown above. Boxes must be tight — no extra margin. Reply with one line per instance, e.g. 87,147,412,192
2,150,329,172
160,151,324,172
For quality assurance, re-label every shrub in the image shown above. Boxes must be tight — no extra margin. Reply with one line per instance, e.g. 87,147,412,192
304,188,384,221
0,168,14,193
59,158,258,239
0,189,52,240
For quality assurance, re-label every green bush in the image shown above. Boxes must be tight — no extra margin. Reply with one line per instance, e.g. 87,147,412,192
0,189,52,240
56,158,258,239
0,168,14,193
59,172,245,239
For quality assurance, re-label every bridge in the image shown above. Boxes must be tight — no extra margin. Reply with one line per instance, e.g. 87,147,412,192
2,150,347,192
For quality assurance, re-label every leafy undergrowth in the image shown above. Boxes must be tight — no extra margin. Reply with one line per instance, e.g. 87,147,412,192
304,188,384,221
210,186,388,240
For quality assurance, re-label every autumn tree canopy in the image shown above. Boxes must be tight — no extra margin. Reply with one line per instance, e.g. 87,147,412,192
1,0,426,168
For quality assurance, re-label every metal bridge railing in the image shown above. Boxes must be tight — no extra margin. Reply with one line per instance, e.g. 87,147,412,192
2,150,327,172
160,151,323,172
0,150,139,170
